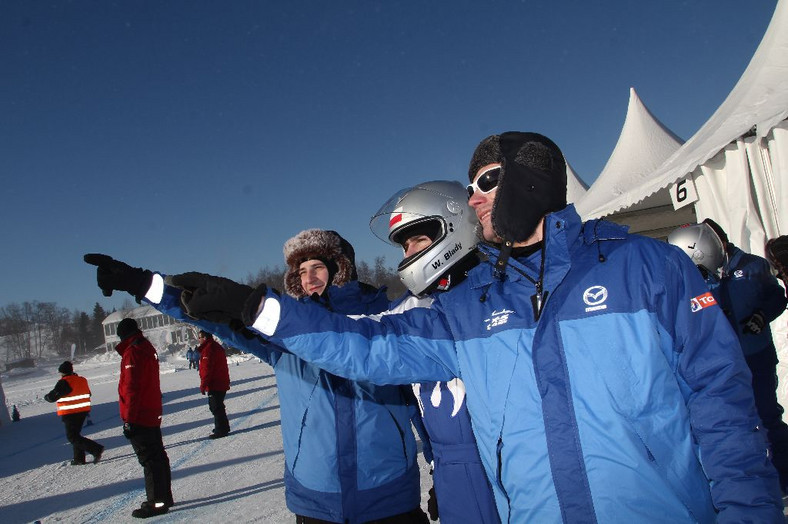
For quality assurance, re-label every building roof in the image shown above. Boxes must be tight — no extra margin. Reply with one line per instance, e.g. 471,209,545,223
102,304,163,325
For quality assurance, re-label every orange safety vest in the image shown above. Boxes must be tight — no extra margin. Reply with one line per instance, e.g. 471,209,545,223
56,375,92,416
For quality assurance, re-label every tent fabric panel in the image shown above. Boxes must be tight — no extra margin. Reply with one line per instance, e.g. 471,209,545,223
693,140,767,256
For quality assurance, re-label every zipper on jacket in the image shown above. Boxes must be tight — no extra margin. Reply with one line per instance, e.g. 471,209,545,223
496,436,512,518
292,377,322,473
509,259,548,321
387,409,408,462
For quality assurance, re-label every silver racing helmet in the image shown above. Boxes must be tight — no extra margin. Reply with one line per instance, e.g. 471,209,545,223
667,222,726,277
370,180,479,295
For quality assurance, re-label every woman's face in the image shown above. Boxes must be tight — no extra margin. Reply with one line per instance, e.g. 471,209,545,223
299,259,330,296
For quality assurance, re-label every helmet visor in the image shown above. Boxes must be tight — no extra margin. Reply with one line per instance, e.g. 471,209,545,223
370,185,450,246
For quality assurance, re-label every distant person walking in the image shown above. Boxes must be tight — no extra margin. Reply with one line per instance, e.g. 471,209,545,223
44,361,104,465
186,347,195,369
115,317,174,519
197,330,231,439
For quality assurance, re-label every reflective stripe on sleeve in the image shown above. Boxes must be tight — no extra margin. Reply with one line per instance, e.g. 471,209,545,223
252,296,281,336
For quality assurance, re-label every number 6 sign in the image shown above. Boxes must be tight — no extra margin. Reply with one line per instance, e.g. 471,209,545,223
670,175,698,210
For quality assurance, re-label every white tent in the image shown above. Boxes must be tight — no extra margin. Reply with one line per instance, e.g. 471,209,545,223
578,0,788,403
566,161,589,205
578,0,788,255
575,88,688,237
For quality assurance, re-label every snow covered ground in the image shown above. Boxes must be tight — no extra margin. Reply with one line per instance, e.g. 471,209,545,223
3,350,786,523
0,351,432,523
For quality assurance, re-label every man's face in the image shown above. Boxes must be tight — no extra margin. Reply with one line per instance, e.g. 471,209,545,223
401,234,433,258
468,161,547,247
299,259,330,296
468,163,502,243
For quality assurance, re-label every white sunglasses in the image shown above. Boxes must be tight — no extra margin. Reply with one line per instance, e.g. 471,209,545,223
466,166,501,199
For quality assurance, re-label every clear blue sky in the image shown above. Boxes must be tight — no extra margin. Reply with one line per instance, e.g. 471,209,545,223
0,1,778,313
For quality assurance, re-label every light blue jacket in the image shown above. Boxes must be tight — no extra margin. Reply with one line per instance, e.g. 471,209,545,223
252,205,783,523
150,280,421,523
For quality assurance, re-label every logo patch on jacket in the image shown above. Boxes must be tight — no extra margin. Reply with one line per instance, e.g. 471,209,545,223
733,269,744,279
691,292,717,312
583,285,608,312
484,309,515,330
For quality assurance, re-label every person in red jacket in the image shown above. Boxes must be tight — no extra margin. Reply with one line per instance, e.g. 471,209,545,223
44,361,104,465
197,330,231,439
116,317,174,519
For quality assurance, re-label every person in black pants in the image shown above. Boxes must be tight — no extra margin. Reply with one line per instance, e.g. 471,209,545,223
44,361,104,465
114,318,174,518
197,331,231,438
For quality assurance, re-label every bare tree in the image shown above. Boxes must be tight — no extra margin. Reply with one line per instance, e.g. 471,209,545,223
29,303,53,358
245,265,287,290
120,297,136,311
0,303,33,362
35,302,72,357
358,256,405,299
245,258,404,299
0,301,97,362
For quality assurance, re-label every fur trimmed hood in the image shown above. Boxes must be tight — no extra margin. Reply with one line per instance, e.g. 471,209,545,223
283,229,358,298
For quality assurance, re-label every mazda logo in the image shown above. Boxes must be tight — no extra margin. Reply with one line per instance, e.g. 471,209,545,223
583,285,608,306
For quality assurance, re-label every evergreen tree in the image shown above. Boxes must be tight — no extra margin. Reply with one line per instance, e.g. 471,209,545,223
90,303,107,349
76,311,91,354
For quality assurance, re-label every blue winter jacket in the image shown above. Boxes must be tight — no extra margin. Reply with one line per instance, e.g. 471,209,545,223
705,244,787,356
148,279,421,523
250,205,783,523
387,294,500,524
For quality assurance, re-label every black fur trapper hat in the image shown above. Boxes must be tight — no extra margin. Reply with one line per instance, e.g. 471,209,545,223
283,229,357,298
468,132,567,244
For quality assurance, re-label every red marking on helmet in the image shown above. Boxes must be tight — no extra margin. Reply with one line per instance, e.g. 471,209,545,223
389,214,403,228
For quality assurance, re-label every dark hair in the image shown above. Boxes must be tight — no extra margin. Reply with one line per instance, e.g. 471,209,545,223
198,330,213,340
117,317,140,341
702,218,729,246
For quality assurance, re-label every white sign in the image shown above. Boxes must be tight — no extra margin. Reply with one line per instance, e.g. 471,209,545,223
670,175,699,210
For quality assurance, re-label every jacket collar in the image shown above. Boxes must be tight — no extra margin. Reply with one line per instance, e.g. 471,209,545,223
116,332,145,356
300,280,389,315
723,244,744,275
470,204,628,289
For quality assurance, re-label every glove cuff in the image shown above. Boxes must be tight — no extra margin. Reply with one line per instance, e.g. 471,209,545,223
242,283,269,327
133,270,154,304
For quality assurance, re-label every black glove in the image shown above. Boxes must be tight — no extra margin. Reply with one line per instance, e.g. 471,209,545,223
426,484,439,521
83,253,153,303
123,421,134,439
742,311,766,334
166,272,253,324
